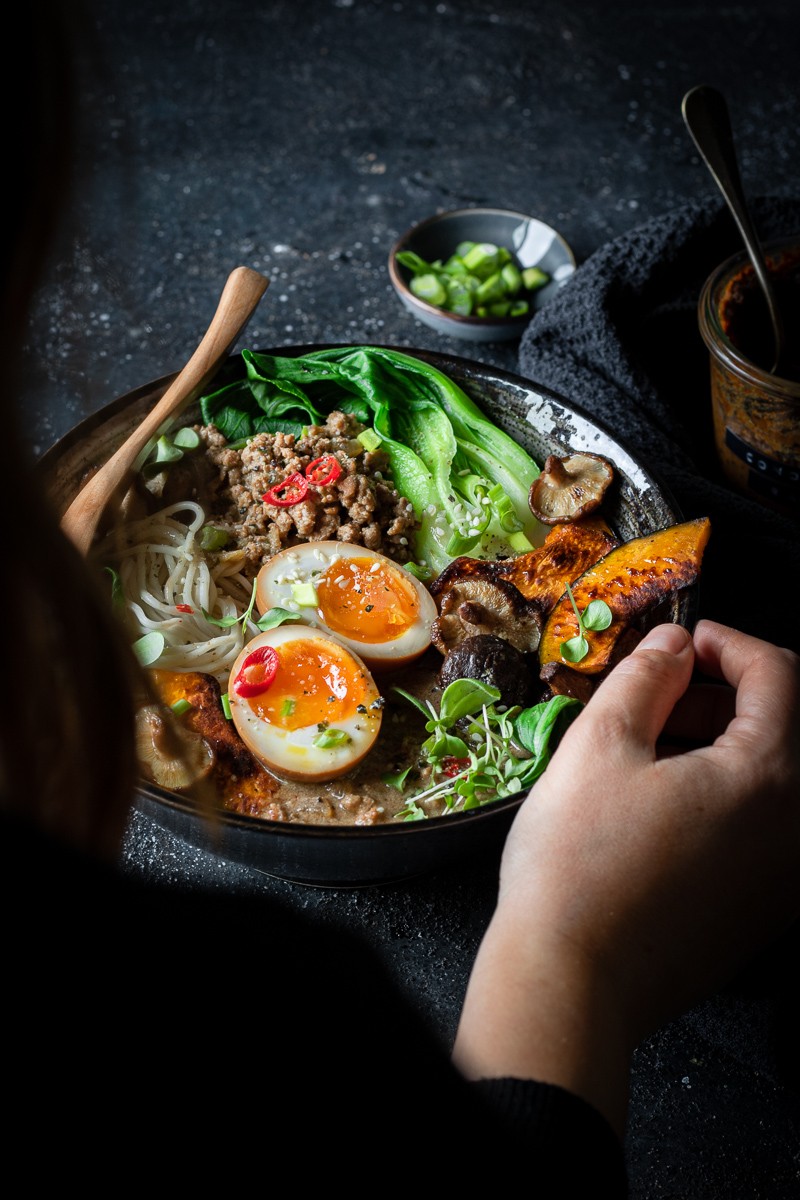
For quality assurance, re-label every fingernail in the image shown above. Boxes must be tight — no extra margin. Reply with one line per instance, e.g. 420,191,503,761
638,622,693,655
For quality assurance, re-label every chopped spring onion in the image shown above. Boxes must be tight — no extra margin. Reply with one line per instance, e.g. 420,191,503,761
396,241,550,320
133,631,165,667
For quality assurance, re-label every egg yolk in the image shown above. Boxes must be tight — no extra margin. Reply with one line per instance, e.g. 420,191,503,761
315,556,420,644
245,637,374,731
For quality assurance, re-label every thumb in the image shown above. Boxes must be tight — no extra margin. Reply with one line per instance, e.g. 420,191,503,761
580,622,696,754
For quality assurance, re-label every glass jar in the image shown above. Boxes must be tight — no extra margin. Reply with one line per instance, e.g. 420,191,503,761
698,237,800,517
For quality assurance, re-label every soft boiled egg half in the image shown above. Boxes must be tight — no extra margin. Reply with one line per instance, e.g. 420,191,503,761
227,625,383,782
254,541,437,671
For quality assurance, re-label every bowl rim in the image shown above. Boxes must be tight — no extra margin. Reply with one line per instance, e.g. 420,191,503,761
388,206,576,330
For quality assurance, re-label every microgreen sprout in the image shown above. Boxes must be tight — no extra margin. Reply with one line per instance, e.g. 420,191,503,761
559,583,612,663
202,577,302,637
390,678,582,820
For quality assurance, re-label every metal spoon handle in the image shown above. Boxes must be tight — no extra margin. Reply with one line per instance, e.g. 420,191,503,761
681,84,785,373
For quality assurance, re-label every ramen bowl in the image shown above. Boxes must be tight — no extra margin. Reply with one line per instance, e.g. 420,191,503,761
39,345,693,887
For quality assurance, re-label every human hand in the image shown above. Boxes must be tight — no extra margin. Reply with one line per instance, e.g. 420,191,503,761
453,620,800,1131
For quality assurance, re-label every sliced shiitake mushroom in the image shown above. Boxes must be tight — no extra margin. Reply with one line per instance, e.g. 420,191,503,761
440,634,538,708
135,702,215,791
431,574,543,655
528,453,614,524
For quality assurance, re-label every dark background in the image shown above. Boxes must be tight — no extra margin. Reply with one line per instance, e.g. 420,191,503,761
23,3,800,1196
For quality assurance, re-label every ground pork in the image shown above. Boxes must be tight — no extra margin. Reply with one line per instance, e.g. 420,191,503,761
197,410,420,569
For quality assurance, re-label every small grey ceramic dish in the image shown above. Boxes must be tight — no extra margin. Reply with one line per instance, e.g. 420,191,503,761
39,345,692,888
388,207,576,343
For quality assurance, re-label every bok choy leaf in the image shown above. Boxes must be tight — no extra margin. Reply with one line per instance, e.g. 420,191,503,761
199,345,544,579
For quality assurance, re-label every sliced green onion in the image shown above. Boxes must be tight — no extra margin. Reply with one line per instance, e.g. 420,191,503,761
396,242,549,321
522,266,549,290
501,262,523,293
290,581,318,607
133,631,165,666
170,698,193,716
488,482,523,532
461,242,507,276
358,427,382,451
104,566,124,607
410,273,448,306
199,524,230,551
173,426,201,450
221,692,232,720
445,529,480,555
403,562,429,580
153,435,184,464
313,727,351,749
507,529,535,553
475,272,506,305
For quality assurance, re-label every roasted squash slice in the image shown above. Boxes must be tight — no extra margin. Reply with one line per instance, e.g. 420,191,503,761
538,517,711,675
430,517,618,608
495,516,618,609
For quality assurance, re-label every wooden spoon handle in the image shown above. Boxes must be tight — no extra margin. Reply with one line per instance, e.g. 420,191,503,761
60,266,269,556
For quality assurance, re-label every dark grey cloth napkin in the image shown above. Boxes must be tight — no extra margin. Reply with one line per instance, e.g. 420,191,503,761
517,195,800,653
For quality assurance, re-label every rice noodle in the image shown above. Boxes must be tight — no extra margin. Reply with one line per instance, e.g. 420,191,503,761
100,501,259,684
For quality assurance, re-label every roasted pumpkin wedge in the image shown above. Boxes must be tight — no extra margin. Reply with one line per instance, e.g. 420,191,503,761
495,516,618,609
428,516,620,655
430,517,618,607
538,517,711,674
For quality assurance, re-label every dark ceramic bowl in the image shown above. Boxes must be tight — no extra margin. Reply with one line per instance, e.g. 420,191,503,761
39,345,691,887
388,208,575,342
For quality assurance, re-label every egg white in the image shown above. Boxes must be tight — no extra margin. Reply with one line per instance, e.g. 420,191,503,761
227,625,383,783
254,541,437,670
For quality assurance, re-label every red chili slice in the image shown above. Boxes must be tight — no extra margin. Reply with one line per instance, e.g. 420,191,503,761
175,604,194,613
305,455,342,487
233,645,279,698
441,755,471,777
262,472,309,507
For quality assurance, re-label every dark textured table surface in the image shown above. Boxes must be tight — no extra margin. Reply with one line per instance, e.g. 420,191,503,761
24,2,800,1195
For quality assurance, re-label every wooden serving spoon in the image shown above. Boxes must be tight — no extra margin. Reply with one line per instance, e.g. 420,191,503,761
60,265,269,556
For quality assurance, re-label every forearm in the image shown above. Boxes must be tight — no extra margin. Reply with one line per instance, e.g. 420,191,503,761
452,901,633,1139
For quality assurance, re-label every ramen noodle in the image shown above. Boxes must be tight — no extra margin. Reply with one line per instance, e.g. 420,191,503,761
103,501,260,683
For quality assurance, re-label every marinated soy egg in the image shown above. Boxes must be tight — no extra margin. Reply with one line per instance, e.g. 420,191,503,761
227,625,383,783
254,541,437,670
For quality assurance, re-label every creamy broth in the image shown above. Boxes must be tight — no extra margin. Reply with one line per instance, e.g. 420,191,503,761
217,652,446,826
